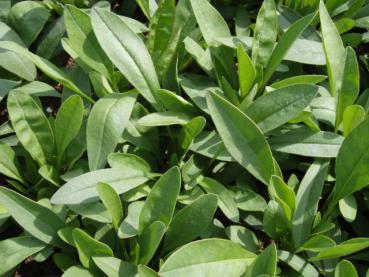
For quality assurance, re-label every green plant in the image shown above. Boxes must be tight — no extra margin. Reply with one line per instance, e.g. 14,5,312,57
1,0,369,276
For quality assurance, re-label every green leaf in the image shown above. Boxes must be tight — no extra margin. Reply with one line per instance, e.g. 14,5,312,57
206,92,275,185
278,250,319,277
339,194,357,223
138,221,166,265
156,89,197,114
0,187,65,246
55,95,84,167
137,111,192,126
0,142,24,183
178,116,206,151
343,105,365,136
263,12,315,85
108,153,151,173
0,236,46,275
237,44,255,98
163,194,218,252
64,5,113,79
270,75,326,89
51,168,149,205
96,182,123,230
62,266,94,277
0,41,94,103
245,84,318,133
333,118,369,203
263,200,290,238
0,79,20,102
8,1,50,46
336,47,360,128
189,0,231,47
92,257,138,277
298,235,336,252
292,160,329,248
252,0,278,69
310,238,369,261
335,260,358,277
245,244,277,277
159,239,256,277
73,228,113,269
199,177,239,222
91,8,161,110
7,91,54,166
225,225,259,253
269,128,344,158
118,201,144,239
0,22,36,81
139,167,181,232
320,1,345,97
269,175,295,212
87,92,137,170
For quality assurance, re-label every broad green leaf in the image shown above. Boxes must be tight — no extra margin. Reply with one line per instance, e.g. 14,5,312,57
163,194,218,252
339,194,357,223
245,84,318,133
138,265,159,277
0,187,65,246
252,0,278,69
8,1,50,46
269,128,344,158
335,260,358,277
0,142,24,183
230,185,267,212
269,175,295,212
271,75,326,89
10,81,59,98
178,116,206,150
0,41,94,103
199,177,239,222
139,167,181,232
108,153,151,173
206,92,274,185
7,91,54,166
73,228,113,269
93,257,138,277
189,0,231,47
225,225,259,253
55,95,84,167
184,37,214,76
36,16,65,59
263,12,315,85
343,105,365,136
118,201,144,239
0,79,21,102
333,118,369,203
62,266,94,277
278,250,319,277
320,1,345,97
245,244,277,277
51,168,149,205
64,5,113,79
159,239,256,277
292,160,329,248
237,44,255,98
0,236,46,275
263,200,290,238
87,92,137,170
97,182,123,230
310,238,369,261
138,221,166,265
156,89,197,114
91,8,161,110
298,235,336,252
137,111,192,126
336,47,360,128
0,22,36,81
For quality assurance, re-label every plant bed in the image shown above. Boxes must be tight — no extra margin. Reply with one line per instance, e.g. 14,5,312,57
1,0,369,276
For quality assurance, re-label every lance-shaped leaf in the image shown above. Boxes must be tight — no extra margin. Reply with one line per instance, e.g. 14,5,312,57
7,91,54,166
0,236,47,275
97,182,123,230
0,142,24,183
91,8,161,110
51,168,149,205
87,92,137,170
138,221,166,265
159,239,255,277
139,167,181,232
292,160,329,248
0,187,65,246
245,244,277,277
206,92,274,185
245,84,318,133
332,118,369,203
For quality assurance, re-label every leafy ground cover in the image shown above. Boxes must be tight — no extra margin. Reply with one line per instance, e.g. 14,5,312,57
1,0,369,276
